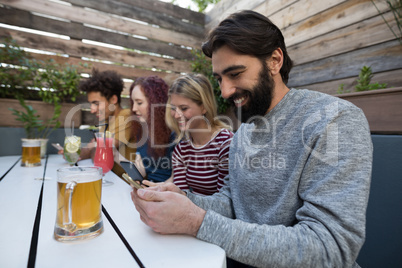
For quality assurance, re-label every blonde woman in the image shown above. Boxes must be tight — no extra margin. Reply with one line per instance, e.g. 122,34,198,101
166,74,233,196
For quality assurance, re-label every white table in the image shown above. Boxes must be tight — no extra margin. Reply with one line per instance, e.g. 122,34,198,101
0,155,226,268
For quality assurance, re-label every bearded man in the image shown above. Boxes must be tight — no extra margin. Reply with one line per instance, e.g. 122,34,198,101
131,10,372,268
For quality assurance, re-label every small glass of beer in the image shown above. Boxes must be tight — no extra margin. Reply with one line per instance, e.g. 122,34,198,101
21,139,41,167
54,166,103,241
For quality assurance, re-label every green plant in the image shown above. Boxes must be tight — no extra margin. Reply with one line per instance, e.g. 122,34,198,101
191,49,230,114
0,39,36,99
1,38,83,138
192,0,220,12
371,0,402,45
337,66,388,94
355,66,388,91
337,84,349,94
9,96,43,139
171,0,220,12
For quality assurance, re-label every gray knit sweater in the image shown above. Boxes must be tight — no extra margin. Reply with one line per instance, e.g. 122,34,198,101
187,89,373,268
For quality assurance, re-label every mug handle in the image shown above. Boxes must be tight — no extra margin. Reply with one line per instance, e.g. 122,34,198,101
63,181,77,232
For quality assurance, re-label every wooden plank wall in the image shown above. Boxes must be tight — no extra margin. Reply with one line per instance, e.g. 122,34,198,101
1,0,401,107
206,0,402,95
0,0,205,100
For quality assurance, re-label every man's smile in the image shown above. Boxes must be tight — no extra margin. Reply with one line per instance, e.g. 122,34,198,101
230,91,249,108
233,95,248,107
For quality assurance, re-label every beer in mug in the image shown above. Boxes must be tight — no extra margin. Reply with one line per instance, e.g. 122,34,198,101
21,139,41,167
54,166,103,241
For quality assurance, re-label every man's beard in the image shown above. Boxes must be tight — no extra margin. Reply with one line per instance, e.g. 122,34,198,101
231,63,274,123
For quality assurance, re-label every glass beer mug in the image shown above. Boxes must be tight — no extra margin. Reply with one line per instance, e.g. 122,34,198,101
54,166,103,241
21,139,41,167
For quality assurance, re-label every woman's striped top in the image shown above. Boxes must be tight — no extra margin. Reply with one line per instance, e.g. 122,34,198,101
172,128,234,196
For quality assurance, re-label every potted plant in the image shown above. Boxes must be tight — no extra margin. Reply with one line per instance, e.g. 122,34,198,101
0,38,83,157
336,66,402,134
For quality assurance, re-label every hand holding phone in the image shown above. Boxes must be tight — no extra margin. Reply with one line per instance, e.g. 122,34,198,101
52,143,64,151
122,173,144,190
120,161,144,182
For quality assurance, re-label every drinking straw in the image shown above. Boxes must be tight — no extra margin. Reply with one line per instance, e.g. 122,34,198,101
91,129,97,141
103,123,108,146
94,123,109,146
103,123,109,139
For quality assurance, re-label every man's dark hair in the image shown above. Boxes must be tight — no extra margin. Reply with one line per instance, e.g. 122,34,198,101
202,10,293,84
79,68,124,104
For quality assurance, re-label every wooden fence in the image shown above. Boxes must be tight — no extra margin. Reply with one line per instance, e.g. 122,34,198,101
0,0,205,97
207,0,402,94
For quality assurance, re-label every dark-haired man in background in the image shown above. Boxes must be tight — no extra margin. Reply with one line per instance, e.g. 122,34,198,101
60,68,136,162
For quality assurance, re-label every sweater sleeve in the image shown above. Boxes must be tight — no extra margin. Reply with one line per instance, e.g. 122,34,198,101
217,135,232,190
188,175,235,219
195,107,372,268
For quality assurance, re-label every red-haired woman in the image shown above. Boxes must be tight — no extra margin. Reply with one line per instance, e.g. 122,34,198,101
129,76,175,182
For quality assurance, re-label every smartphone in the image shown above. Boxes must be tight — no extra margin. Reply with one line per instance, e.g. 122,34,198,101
120,161,144,182
52,143,64,151
122,173,143,190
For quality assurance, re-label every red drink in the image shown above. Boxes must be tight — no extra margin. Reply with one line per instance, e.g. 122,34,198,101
94,137,114,175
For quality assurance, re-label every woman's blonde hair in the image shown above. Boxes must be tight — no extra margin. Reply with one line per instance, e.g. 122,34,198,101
166,73,230,143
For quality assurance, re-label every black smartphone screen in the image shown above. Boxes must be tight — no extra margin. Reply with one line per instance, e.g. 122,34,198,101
120,161,144,182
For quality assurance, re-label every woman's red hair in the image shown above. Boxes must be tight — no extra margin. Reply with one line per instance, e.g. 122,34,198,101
129,76,171,158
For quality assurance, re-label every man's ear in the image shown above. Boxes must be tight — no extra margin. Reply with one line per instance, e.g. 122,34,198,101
110,95,118,105
267,48,284,76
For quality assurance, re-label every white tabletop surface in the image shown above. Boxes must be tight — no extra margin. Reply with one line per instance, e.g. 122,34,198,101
0,155,20,176
0,155,226,268
0,155,45,267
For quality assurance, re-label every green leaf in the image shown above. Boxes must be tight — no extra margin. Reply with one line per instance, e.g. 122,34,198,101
354,66,388,92
190,49,229,114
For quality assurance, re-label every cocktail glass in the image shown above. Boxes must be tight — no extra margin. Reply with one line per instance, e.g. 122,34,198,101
94,131,114,186
63,135,81,166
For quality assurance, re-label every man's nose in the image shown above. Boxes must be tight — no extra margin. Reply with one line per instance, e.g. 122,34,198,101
220,79,236,99
90,104,97,113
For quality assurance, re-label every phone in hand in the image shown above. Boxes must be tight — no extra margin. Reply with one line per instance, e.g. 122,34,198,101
120,161,144,182
52,143,64,151
122,173,143,190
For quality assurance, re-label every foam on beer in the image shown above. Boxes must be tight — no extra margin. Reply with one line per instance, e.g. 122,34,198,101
58,174,101,184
